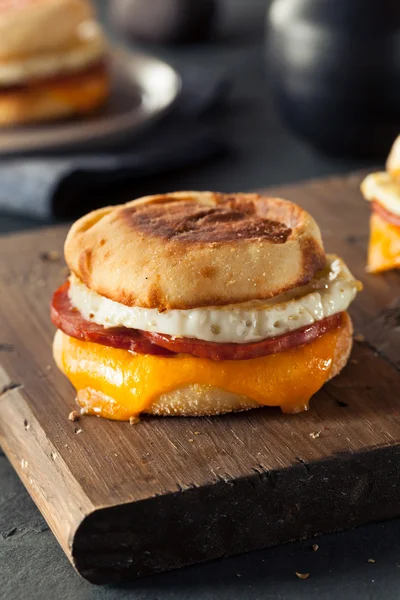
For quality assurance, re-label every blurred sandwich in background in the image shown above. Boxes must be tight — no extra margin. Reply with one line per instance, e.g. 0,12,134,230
361,136,400,273
0,0,109,126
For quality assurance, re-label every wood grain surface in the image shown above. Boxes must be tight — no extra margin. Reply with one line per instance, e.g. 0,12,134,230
0,172,400,583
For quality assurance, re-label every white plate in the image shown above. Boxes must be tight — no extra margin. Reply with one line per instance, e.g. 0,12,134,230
0,48,181,155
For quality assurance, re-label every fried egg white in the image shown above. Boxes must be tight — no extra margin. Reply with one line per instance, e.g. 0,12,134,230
0,21,106,86
361,172,400,218
68,255,360,344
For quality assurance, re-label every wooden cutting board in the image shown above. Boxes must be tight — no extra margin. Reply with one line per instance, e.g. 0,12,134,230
1,172,400,584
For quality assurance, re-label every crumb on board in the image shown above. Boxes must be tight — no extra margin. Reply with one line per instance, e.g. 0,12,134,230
40,250,60,262
350,359,358,364
368,559,376,563
46,365,51,371
188,438,194,443
194,431,201,435
68,411,79,422
354,333,365,343
75,427,83,434
0,343,14,352
129,416,140,425
311,544,319,552
309,431,322,439
295,572,310,579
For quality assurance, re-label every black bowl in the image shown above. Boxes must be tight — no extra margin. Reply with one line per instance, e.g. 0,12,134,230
267,0,400,157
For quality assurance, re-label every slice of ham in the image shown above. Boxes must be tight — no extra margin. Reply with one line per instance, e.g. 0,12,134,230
372,200,400,228
51,281,344,361
141,313,343,360
51,282,175,357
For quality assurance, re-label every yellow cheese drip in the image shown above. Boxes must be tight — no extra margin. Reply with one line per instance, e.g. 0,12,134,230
368,213,400,273
57,320,345,420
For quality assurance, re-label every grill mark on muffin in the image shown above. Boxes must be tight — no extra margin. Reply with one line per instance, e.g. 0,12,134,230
300,237,326,282
115,288,135,306
222,196,257,214
200,265,217,279
148,281,168,312
78,249,92,285
120,199,292,244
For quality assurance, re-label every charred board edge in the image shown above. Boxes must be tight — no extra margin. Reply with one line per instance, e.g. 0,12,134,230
72,441,400,583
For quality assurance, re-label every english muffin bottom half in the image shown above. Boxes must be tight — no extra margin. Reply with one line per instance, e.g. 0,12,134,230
51,191,361,420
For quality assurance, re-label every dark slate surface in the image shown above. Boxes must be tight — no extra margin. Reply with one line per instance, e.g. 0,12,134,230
2,445,400,600
1,1,397,598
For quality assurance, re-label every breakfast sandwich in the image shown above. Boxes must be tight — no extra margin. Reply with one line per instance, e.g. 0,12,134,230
51,192,360,420
361,136,400,273
0,0,109,126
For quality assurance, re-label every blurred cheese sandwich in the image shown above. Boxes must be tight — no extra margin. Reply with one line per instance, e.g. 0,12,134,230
361,136,400,272
0,0,109,125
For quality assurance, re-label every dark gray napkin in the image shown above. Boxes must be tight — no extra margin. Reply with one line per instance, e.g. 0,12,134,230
0,68,229,220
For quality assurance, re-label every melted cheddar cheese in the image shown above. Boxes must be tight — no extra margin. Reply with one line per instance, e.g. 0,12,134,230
368,213,400,273
54,319,345,420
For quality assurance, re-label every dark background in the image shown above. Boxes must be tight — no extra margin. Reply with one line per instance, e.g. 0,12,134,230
1,1,397,599
0,0,377,234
